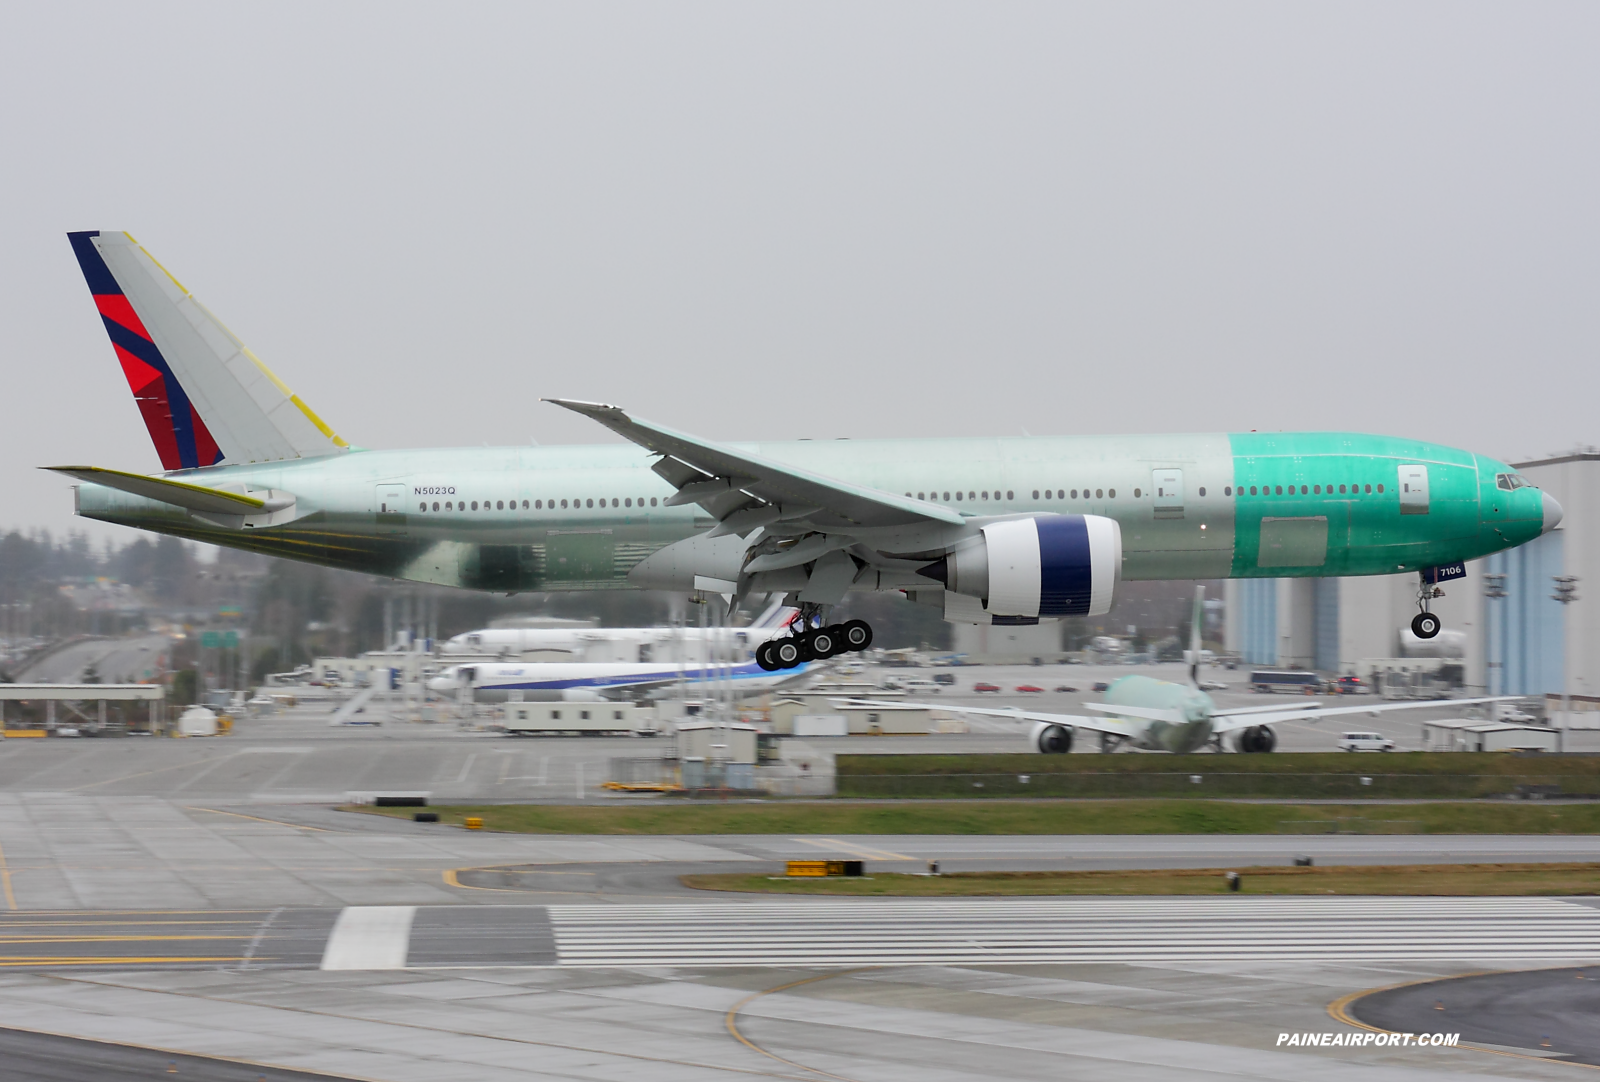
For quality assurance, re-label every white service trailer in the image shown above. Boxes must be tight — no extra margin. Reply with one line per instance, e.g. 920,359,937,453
504,702,657,736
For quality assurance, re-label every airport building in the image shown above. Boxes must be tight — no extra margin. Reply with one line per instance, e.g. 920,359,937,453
1225,453,1598,700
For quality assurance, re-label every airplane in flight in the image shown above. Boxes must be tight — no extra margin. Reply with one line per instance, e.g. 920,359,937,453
440,596,798,663
918,588,1510,753
55,231,1562,671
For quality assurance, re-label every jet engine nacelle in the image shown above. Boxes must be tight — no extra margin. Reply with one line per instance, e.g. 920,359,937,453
1031,721,1074,754
929,515,1121,618
1233,725,1278,753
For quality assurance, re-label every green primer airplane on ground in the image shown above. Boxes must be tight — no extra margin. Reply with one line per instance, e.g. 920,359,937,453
56,231,1561,691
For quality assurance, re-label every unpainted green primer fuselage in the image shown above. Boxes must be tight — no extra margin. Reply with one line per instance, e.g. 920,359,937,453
72,431,1549,594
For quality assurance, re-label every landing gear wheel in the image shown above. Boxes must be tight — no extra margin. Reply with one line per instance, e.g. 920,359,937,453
824,624,848,656
755,642,779,672
807,627,838,658
841,619,873,652
1411,612,1441,639
772,639,804,669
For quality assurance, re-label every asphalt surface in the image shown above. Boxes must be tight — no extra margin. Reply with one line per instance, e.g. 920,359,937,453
0,1027,360,1081
1352,966,1600,1067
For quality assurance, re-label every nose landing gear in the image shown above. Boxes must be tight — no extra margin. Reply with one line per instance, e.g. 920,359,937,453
1412,573,1444,639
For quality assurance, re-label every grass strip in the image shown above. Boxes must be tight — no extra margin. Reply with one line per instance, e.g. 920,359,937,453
682,862,1600,897
352,799,1600,835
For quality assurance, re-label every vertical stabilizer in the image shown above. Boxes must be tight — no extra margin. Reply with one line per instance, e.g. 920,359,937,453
750,595,798,630
1188,585,1205,688
67,231,348,469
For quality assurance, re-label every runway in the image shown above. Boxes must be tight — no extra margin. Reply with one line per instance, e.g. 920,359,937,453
5,897,1599,972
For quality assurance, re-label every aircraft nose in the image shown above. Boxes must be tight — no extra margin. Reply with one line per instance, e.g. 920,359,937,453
1543,491,1565,534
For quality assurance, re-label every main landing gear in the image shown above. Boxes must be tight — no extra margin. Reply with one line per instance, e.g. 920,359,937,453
755,606,873,671
1412,572,1443,640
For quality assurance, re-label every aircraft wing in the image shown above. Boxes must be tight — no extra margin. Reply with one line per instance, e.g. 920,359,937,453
851,700,1142,739
1207,696,1516,735
545,399,963,537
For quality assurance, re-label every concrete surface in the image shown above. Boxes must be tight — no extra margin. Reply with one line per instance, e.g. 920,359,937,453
3,795,1600,910
0,957,1587,1080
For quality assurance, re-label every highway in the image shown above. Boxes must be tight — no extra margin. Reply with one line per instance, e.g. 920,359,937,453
9,634,170,685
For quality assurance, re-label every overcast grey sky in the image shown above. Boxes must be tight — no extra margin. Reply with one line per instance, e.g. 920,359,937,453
2,2,1596,543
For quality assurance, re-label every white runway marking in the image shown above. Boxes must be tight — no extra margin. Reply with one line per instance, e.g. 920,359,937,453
455,753,477,783
547,897,1600,967
320,905,416,970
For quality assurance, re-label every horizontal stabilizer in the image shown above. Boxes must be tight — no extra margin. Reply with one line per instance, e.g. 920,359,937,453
45,465,294,523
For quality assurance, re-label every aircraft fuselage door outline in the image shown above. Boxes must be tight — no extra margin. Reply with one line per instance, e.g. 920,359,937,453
373,483,408,534
1398,465,1430,515
1152,469,1184,519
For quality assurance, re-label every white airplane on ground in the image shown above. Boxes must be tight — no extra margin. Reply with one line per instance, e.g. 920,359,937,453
919,588,1509,753
440,597,797,663
427,655,815,703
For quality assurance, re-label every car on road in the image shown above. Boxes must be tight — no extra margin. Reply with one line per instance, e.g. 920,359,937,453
1198,680,1228,692
1337,731,1396,752
1092,681,1110,692
1336,676,1366,695
932,673,956,686
1054,685,1078,693
1016,684,1044,693
973,682,1001,693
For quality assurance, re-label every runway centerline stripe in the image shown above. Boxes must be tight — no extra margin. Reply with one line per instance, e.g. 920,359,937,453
320,906,415,971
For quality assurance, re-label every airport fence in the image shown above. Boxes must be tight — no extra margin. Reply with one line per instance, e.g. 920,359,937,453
834,773,1600,800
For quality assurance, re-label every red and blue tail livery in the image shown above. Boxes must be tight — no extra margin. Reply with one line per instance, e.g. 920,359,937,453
69,231,223,470
64,231,347,470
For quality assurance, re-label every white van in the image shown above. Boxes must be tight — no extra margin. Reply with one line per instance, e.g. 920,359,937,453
1338,731,1396,752
883,676,942,693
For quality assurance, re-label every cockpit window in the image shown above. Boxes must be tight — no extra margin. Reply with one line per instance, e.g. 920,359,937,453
1496,473,1532,491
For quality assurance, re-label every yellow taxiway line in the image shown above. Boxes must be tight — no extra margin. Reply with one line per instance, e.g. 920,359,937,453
0,842,14,911
725,968,877,1081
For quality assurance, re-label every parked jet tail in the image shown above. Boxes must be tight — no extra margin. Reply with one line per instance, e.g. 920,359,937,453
749,595,799,630
66,231,348,471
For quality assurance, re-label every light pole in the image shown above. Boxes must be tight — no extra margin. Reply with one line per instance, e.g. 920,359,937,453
1484,572,1507,697
1553,576,1580,752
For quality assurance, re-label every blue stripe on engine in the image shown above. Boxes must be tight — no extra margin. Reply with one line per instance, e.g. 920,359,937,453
1036,514,1093,616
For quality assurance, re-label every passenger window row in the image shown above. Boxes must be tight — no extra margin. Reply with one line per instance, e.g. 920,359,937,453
1230,483,1382,497
416,497,662,513
903,488,1121,502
